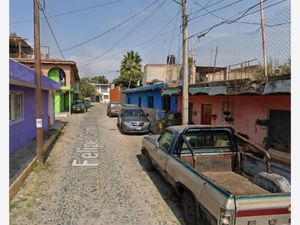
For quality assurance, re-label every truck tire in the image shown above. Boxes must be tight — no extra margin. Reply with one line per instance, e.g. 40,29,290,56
142,153,154,171
182,191,199,225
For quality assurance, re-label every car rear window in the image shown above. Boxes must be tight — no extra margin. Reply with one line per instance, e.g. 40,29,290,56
123,109,145,117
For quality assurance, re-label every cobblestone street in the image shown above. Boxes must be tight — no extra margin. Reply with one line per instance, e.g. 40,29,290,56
10,103,185,225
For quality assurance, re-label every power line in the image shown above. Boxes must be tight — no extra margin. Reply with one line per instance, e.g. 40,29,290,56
192,0,266,26
61,0,159,53
169,0,182,5
188,0,287,39
162,7,181,80
190,0,227,16
38,1,65,59
80,0,167,67
78,6,181,68
10,0,127,25
189,0,246,22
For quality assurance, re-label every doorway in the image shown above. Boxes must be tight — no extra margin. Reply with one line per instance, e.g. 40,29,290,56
201,104,212,125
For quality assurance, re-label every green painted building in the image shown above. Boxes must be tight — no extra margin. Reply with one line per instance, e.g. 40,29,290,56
15,59,80,114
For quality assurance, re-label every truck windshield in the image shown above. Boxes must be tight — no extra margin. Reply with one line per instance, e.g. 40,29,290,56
123,109,145,117
183,131,232,150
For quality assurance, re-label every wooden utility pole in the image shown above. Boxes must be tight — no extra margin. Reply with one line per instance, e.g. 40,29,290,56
182,0,189,125
259,0,268,80
34,0,44,166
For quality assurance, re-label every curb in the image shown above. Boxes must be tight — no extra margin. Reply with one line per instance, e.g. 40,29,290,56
9,122,66,202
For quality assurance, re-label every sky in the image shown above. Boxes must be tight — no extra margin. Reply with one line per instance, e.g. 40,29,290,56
9,0,290,81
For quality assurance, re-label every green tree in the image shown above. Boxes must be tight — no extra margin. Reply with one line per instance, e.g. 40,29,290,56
89,75,109,84
79,78,96,100
113,51,142,88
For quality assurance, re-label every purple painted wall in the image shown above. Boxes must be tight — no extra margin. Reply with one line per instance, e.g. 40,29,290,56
9,59,60,156
9,59,61,90
9,85,49,155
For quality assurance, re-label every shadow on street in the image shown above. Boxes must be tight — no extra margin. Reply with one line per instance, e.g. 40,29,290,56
136,154,186,225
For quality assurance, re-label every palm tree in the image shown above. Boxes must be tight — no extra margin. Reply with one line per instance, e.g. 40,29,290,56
119,51,142,88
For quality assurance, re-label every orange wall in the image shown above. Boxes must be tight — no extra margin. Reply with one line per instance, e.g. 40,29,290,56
178,95,290,146
110,87,121,102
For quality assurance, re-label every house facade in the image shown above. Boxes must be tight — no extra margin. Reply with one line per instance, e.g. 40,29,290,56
15,58,80,114
92,83,111,102
174,76,291,155
9,59,61,155
143,64,181,85
125,82,179,132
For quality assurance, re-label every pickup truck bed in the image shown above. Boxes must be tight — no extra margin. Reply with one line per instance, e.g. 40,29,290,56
142,125,291,225
203,171,270,196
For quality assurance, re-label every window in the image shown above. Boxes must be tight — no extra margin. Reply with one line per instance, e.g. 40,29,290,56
58,69,66,86
162,95,170,111
101,86,108,93
10,91,23,122
148,96,154,108
123,109,145,117
159,130,173,152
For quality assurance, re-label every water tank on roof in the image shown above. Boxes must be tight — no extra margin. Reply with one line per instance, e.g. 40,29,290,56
167,55,175,64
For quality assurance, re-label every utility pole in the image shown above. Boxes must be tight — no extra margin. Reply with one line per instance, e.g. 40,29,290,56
181,0,189,125
259,0,268,80
34,0,44,166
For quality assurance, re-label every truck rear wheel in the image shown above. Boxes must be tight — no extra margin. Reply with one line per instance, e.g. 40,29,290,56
142,152,154,171
182,191,199,225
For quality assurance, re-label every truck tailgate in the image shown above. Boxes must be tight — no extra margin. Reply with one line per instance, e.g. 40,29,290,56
234,195,290,225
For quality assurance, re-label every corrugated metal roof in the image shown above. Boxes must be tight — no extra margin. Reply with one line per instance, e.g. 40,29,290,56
263,79,290,95
125,82,166,93
189,86,227,95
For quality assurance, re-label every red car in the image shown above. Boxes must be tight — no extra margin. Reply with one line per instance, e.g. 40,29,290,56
107,102,121,117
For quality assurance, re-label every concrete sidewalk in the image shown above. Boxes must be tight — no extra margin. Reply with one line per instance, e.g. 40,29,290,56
9,120,66,186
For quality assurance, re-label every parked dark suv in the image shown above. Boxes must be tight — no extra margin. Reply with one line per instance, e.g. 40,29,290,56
117,106,150,134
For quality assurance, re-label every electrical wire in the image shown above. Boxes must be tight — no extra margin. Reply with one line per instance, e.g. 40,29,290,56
80,0,167,67
61,0,159,53
189,0,246,22
38,1,65,59
190,0,227,16
192,0,289,27
188,0,287,39
10,0,127,25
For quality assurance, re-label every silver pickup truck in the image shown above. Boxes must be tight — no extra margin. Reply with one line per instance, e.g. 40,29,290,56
141,125,291,225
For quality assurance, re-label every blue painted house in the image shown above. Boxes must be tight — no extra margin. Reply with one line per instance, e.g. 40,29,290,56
9,59,61,155
125,82,180,133
125,82,178,115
